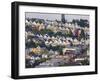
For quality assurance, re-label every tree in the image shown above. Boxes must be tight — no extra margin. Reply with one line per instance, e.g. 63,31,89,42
72,19,89,27
80,29,86,40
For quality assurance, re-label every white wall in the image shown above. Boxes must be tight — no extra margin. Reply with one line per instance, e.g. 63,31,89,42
0,0,99,81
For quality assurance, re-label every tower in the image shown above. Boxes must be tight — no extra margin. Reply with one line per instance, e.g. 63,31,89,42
61,14,65,24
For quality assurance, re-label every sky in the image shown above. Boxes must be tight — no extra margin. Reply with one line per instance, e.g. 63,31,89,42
25,12,89,22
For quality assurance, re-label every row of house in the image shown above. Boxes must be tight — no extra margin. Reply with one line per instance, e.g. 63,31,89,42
25,19,89,31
